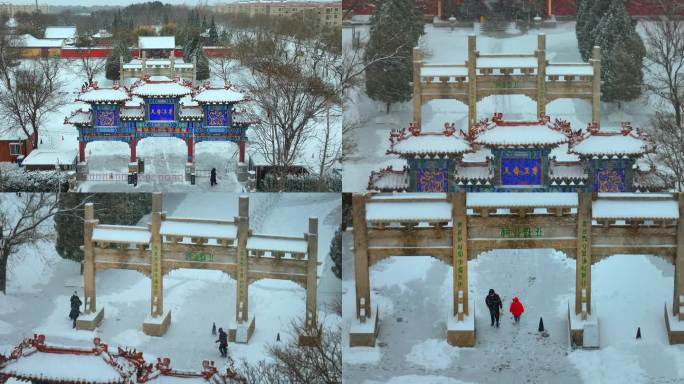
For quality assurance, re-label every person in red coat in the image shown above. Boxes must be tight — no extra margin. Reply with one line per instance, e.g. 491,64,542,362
509,297,524,324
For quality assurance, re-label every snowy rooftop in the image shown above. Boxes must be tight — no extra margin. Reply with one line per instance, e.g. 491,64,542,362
16,33,64,48
132,81,193,97
21,148,77,166
366,200,452,222
455,164,492,180
467,193,578,207
549,143,580,162
462,147,492,163
119,107,144,118
78,88,130,103
592,199,679,219
549,164,586,180
44,26,77,40
572,128,650,157
65,109,92,125
1,353,125,383
368,169,409,192
160,219,237,239
92,225,151,244
193,88,246,104
179,106,203,118
391,133,470,156
474,121,569,147
247,235,308,254
139,36,175,49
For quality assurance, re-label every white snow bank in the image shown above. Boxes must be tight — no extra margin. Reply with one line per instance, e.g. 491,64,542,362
246,235,307,253
405,339,460,370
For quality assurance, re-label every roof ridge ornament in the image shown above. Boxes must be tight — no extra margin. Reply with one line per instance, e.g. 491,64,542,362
408,122,421,136
444,122,456,136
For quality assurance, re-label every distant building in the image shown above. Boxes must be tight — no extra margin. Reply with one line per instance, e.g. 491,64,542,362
0,2,49,15
214,1,342,28
121,36,195,85
0,128,36,164
44,26,77,45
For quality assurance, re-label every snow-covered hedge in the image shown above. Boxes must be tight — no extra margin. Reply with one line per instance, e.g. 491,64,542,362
0,163,71,192
258,173,342,192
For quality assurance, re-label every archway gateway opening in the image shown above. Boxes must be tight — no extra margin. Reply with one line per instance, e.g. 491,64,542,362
350,192,684,348
79,193,320,346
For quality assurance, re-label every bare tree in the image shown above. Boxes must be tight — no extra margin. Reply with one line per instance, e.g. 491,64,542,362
244,37,335,170
643,0,684,189
643,1,684,127
315,105,341,189
0,37,66,149
67,49,106,86
208,44,240,83
0,193,87,294
236,319,341,384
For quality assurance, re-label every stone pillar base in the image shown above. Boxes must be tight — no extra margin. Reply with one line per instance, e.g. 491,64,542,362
349,306,379,347
447,300,475,347
185,162,194,183
568,302,599,349
75,307,104,331
76,162,88,182
664,302,684,344
143,310,172,336
237,162,248,183
229,315,256,344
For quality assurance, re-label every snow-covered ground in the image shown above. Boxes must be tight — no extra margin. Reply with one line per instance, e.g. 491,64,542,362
342,231,684,383
342,22,660,192
0,192,341,370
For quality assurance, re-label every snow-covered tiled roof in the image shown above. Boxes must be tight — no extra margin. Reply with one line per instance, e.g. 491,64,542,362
421,65,468,78
92,225,151,244
179,106,203,119
160,219,237,239
2,353,126,383
549,164,586,180
44,26,77,40
366,200,453,222
546,65,593,76
247,235,308,253
389,123,471,157
549,143,580,162
455,164,492,180
119,107,144,119
139,35,175,49
179,95,199,107
194,87,246,104
125,96,144,107
65,109,92,125
132,81,192,97
22,148,77,166
473,115,570,147
15,33,64,47
368,167,409,192
477,56,538,68
592,199,679,220
467,192,578,207
78,88,130,103
571,125,650,157
462,147,492,163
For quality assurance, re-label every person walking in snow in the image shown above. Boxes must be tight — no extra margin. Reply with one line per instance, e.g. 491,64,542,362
509,297,525,324
69,291,82,329
485,289,503,328
216,327,228,357
210,168,217,187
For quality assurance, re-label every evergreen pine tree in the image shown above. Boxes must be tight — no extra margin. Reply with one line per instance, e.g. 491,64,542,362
105,39,132,80
364,0,424,113
209,16,219,46
577,0,611,61
329,227,341,279
195,50,210,81
594,0,644,102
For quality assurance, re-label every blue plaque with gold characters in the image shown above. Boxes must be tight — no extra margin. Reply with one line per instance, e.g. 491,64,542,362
149,103,175,121
416,167,448,192
96,110,117,127
501,158,542,186
594,167,625,192
206,105,229,126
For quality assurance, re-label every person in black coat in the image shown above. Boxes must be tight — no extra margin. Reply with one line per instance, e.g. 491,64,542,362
69,291,82,329
215,327,228,357
210,168,217,187
485,288,503,328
